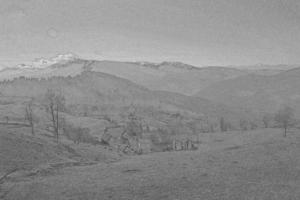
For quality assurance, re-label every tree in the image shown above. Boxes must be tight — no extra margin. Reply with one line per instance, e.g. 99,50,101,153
63,122,93,145
188,119,200,143
220,117,227,132
25,99,36,135
125,111,143,138
250,121,258,130
4,116,9,124
275,106,295,137
122,110,143,153
239,119,248,131
262,113,273,128
209,124,215,133
44,89,65,143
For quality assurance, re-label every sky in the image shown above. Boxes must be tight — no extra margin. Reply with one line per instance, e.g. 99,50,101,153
1,0,300,68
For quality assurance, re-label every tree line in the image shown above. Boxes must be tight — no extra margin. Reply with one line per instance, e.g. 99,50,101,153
23,87,297,146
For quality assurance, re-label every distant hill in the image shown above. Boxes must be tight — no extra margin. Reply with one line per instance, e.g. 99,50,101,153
228,64,299,71
0,71,248,136
0,57,290,96
195,67,300,116
1,56,297,152
1,56,297,122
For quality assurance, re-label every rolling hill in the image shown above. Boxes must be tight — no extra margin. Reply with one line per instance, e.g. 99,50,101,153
196,67,300,117
0,71,248,141
1,55,296,132
0,57,286,96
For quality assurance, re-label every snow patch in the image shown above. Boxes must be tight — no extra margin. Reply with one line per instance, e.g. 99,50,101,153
14,53,78,69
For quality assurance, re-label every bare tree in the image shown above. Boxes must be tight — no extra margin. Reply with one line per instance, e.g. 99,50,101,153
125,111,143,138
45,89,65,143
4,116,9,124
188,120,200,143
209,124,215,133
239,119,248,131
262,113,272,128
220,117,227,132
250,121,258,130
122,110,143,153
275,106,295,137
25,99,35,135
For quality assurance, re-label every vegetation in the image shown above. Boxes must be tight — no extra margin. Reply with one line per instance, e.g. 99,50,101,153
239,119,248,131
63,123,97,145
220,117,227,132
262,113,273,128
44,89,66,143
2,58,300,199
0,66,299,153
275,106,295,137
25,99,36,135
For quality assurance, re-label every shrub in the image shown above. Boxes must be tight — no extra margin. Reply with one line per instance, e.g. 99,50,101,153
63,123,99,145
275,106,295,137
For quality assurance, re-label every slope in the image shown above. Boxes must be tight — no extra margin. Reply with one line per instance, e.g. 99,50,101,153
196,68,300,116
0,59,250,96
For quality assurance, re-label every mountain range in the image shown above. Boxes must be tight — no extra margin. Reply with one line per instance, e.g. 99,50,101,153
0,54,299,132
196,67,300,117
1,54,295,96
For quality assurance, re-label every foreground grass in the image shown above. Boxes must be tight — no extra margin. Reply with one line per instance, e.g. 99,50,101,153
1,128,300,200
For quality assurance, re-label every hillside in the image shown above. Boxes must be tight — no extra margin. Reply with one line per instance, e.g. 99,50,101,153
3,128,300,200
0,71,248,149
1,59,299,199
0,126,120,175
196,68,300,116
0,58,283,96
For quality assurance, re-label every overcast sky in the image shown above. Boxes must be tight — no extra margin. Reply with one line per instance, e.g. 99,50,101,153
1,0,300,67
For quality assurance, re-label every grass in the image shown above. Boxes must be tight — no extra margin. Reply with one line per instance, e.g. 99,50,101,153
1,128,300,199
0,125,121,175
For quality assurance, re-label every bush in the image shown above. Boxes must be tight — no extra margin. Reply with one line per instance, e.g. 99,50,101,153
63,123,100,145
239,119,248,131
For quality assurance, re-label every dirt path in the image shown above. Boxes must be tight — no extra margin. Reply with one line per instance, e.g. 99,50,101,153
3,130,300,200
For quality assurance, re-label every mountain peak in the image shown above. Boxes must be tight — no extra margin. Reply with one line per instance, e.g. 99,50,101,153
32,53,78,68
13,53,79,70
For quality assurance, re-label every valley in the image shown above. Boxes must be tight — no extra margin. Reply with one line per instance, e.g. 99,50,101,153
1,57,300,199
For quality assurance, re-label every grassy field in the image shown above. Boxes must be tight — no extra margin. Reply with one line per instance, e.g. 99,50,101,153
1,128,300,200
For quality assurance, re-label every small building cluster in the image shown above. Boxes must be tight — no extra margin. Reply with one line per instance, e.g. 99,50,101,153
101,126,152,154
172,139,197,151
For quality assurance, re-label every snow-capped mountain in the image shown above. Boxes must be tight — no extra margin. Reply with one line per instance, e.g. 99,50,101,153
14,53,78,69
0,54,297,96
